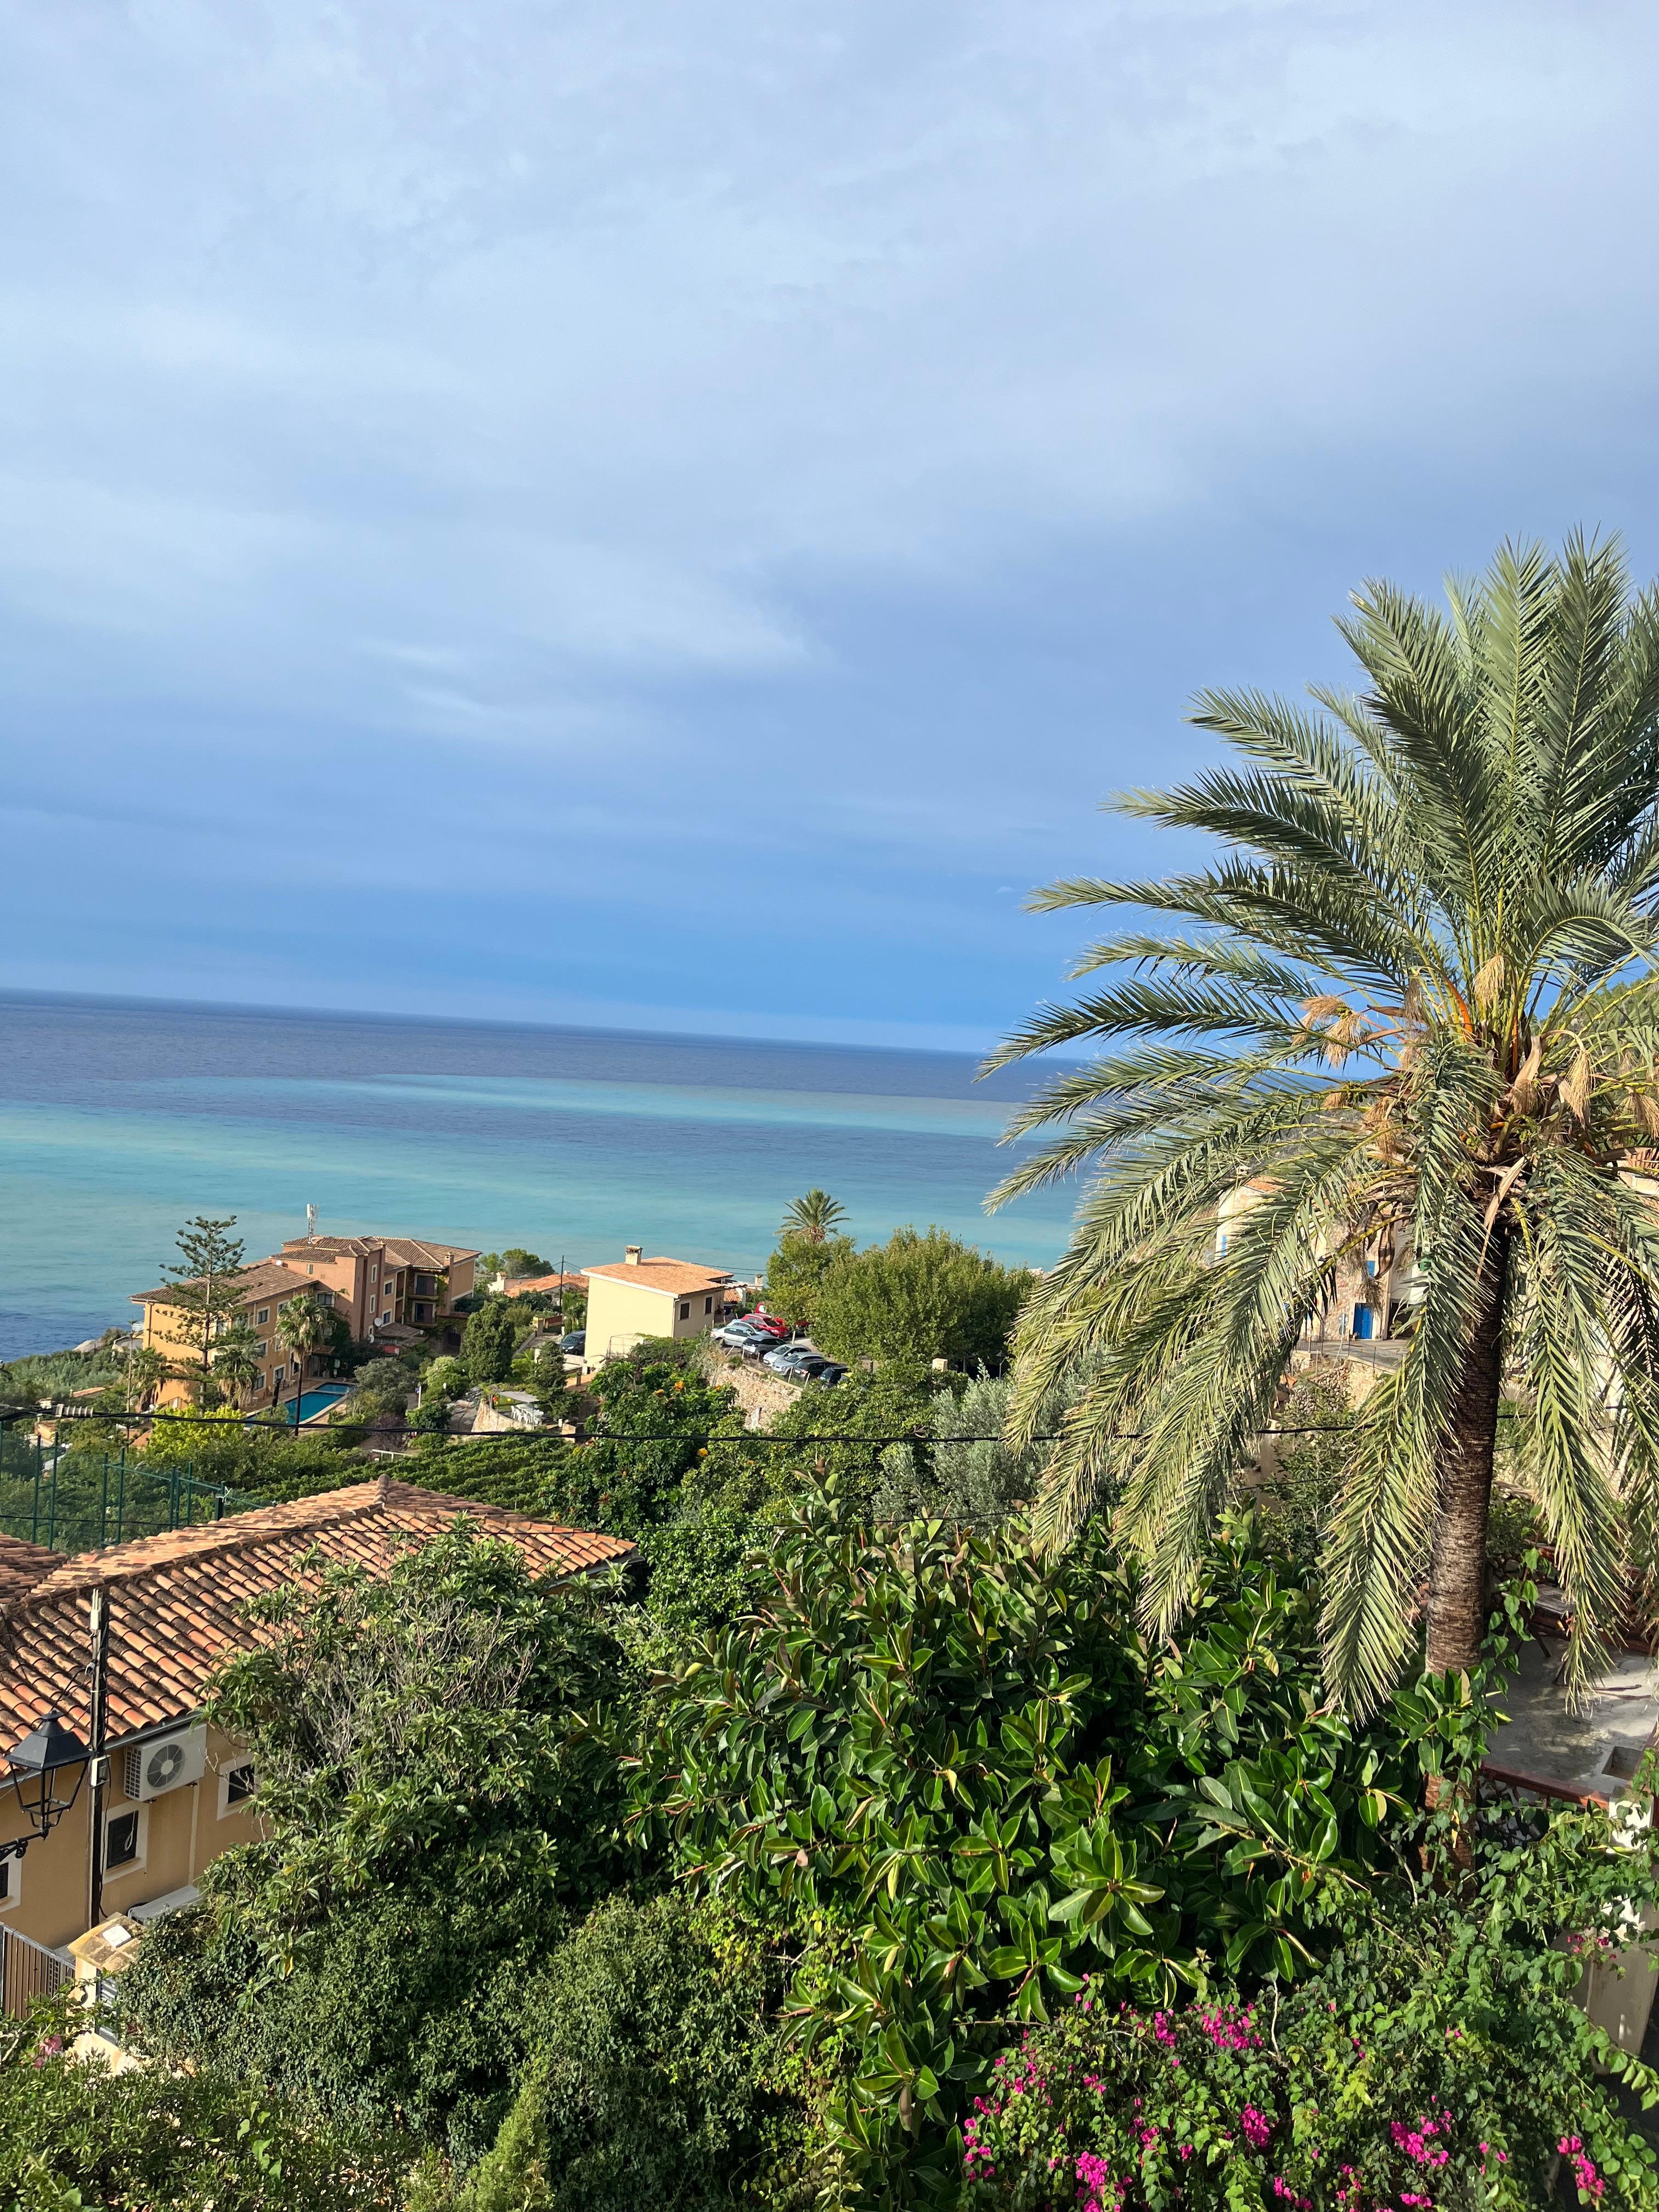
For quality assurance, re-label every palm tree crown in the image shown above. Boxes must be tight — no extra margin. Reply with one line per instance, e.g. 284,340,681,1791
991,535,1659,1712
780,1189,848,1245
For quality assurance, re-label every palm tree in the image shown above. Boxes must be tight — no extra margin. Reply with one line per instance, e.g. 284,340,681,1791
275,1295,336,1418
990,535,1659,1711
123,1345,170,1413
780,1189,848,1245
209,1322,264,1409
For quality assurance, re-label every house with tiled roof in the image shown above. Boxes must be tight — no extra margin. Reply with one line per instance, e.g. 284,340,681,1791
0,1481,631,1957
132,1231,479,1419
582,1245,734,1363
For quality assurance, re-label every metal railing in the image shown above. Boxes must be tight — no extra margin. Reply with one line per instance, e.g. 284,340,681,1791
0,1435,258,1557
0,1921,72,2019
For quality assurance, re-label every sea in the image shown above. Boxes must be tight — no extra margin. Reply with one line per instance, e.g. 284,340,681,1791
0,991,1082,1363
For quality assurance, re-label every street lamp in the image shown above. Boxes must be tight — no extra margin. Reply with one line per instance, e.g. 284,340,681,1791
5,1711,91,1847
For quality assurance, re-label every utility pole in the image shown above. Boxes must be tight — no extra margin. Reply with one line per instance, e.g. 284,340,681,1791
85,1586,110,1931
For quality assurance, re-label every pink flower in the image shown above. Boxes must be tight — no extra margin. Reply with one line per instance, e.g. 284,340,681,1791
1240,2106,1273,2150
1560,2137,1605,2199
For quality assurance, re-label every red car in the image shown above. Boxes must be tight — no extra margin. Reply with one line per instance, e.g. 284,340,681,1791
744,1313,794,1341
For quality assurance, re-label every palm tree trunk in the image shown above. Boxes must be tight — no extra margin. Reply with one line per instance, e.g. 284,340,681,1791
1424,1228,1509,1675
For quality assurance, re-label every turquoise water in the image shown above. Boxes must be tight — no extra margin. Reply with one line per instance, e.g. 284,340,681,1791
295,1386,352,1422
0,992,1079,1360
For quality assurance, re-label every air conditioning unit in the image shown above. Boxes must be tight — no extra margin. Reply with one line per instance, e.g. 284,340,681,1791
124,1725,208,1801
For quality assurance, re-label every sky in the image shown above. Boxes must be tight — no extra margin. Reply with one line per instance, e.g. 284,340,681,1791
4,1,1659,1053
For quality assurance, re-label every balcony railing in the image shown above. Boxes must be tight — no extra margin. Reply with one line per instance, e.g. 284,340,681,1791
0,1921,73,2019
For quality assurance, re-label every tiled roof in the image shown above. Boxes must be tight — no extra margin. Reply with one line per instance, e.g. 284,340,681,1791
0,1481,632,1755
0,1535,61,1606
503,1273,588,1295
585,1257,733,1294
279,1237,478,1267
131,1262,324,1308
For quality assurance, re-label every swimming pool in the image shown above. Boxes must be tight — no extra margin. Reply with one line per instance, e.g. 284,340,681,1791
294,1385,351,1423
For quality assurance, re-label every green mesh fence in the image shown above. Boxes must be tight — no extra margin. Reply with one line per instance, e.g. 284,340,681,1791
0,1431,260,1557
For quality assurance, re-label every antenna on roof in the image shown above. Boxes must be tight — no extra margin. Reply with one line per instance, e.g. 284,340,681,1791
306,1204,317,1242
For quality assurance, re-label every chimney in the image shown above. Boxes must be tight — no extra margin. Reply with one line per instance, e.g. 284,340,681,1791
624,1244,642,1266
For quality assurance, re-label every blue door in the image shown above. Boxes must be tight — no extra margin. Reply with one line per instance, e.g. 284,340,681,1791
1352,1305,1374,1340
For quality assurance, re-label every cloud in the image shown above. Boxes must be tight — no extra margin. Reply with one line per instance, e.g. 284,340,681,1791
3,0,1658,1042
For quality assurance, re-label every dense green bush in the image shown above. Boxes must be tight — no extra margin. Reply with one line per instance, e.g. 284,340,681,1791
448,1894,820,2212
811,1228,1031,1372
463,1300,518,1384
123,1528,631,2159
627,1497,1508,2197
0,1996,405,2210
761,1229,857,1334
962,1809,1659,2211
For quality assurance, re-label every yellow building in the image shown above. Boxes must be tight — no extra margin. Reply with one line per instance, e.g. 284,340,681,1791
582,1246,733,1363
132,1233,479,1415
0,1480,631,1985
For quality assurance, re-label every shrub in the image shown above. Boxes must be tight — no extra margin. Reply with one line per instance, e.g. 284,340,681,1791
627,1497,1508,2196
0,1995,405,2210
123,1528,631,2158
462,1300,518,1385
811,1227,1031,1372
453,1893,820,2212
962,1810,1659,2211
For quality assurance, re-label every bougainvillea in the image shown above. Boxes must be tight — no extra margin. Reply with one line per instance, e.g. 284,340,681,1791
961,1805,1659,2212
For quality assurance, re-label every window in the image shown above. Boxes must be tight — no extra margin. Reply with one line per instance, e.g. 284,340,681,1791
219,1761,256,1817
414,1304,429,1323
704,1296,713,1314
0,1853,20,1910
105,1808,142,1872
256,1308,269,1324
306,1263,314,1274
679,1302,691,1321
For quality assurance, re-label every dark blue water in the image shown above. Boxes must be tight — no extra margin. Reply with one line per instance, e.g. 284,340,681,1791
0,991,1077,1360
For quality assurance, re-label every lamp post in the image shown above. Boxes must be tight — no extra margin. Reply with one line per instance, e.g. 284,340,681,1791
4,1711,91,1851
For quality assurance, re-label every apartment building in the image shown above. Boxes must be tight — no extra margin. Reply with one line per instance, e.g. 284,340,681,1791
131,1233,479,1414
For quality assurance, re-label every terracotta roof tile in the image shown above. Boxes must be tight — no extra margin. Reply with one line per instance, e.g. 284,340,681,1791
0,1481,631,1754
585,1256,733,1294
0,1535,62,1605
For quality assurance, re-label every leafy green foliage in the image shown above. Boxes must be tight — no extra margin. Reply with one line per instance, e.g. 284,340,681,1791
544,1348,747,1539
763,1231,857,1334
0,1337,128,1403
964,1808,1659,2212
812,1227,1031,1372
0,1996,405,2210
627,1497,1466,2196
123,1528,631,2156
463,1299,518,1384
442,1894,819,2212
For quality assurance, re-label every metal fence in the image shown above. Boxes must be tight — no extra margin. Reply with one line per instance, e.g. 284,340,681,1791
0,1920,73,2018
0,1435,258,1556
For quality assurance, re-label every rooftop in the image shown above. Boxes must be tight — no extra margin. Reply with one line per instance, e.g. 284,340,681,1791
585,1255,733,1294
132,1261,328,1308
279,1235,478,1268
0,1480,633,1755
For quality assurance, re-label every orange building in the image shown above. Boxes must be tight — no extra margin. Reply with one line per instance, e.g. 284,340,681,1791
132,1233,478,1414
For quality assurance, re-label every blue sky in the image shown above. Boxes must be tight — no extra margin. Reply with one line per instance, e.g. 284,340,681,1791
5,1,1659,1053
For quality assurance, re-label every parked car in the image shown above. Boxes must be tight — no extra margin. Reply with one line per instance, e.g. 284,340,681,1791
810,1362,847,1386
764,1345,823,1376
559,1330,586,1355
713,1317,769,1350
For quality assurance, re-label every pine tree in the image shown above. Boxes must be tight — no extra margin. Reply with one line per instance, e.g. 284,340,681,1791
160,1216,247,1404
